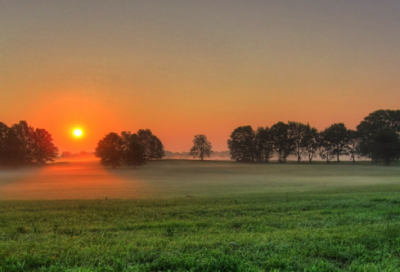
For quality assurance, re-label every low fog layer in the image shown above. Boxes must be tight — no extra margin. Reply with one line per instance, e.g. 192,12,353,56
1,160,399,200
58,151,370,162
164,151,231,160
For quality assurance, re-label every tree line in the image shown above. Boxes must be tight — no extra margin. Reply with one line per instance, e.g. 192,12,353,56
0,121,58,167
94,129,165,168
227,110,400,165
2,109,399,168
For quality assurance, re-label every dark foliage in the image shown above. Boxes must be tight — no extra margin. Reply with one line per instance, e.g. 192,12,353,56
348,130,361,163
357,110,400,162
254,127,274,163
270,122,295,163
31,129,59,164
288,121,309,163
121,132,146,167
137,129,165,160
371,128,400,166
95,129,165,168
321,123,349,162
0,121,58,167
95,133,125,168
303,125,319,163
227,126,256,162
189,134,213,161
318,130,335,163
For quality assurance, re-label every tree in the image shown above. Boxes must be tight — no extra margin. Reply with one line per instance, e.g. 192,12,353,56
122,132,146,168
0,127,25,167
347,130,361,163
31,128,58,164
149,136,165,160
227,126,256,162
254,127,274,163
0,122,9,165
189,135,213,161
303,125,319,163
357,110,400,162
12,121,35,164
322,123,349,162
95,133,124,168
270,122,295,163
137,129,165,160
0,122,25,167
288,121,308,163
371,128,400,166
319,131,335,163
0,120,59,167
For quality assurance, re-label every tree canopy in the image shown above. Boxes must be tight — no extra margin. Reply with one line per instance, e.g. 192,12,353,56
322,123,349,163
371,128,400,166
189,135,213,161
0,121,58,167
226,110,400,166
357,110,400,162
137,129,165,160
95,132,125,168
95,129,164,168
227,126,256,162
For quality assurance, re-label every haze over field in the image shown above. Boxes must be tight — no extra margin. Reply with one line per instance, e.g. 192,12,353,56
2,1,400,153
1,160,400,200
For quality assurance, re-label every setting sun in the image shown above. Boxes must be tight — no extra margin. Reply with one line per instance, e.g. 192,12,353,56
73,128,83,138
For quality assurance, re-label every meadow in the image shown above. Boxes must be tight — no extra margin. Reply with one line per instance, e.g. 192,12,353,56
1,160,400,271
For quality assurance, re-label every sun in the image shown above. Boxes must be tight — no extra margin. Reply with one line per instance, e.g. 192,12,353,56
73,128,83,138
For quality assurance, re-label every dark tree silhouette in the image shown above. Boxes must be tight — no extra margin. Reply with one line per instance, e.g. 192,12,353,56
137,129,165,160
227,126,256,162
95,133,124,168
0,122,8,165
96,129,166,168
12,121,35,164
319,131,334,163
149,136,165,160
121,132,146,168
270,122,295,163
371,128,400,166
254,127,274,163
288,121,308,163
357,110,400,162
302,125,319,163
0,125,25,167
347,130,361,163
189,134,213,161
1,121,58,167
31,128,59,164
322,123,349,162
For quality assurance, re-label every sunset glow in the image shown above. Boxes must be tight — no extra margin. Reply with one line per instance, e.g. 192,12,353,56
73,129,83,138
2,1,400,153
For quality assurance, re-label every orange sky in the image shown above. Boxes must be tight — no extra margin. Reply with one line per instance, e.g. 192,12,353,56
1,1,400,152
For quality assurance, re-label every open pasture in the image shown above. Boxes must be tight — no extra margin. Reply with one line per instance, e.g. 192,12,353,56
1,161,400,271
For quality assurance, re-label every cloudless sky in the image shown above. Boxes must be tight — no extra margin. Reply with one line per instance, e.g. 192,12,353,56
1,1,400,152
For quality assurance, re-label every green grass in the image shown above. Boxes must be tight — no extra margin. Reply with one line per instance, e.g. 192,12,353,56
1,161,400,271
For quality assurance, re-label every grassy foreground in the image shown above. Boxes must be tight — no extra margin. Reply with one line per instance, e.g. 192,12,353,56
2,186,400,271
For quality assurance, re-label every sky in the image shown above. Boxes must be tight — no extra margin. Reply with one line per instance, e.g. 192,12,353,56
1,0,400,153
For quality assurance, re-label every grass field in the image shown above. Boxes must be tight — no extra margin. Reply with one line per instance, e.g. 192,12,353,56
1,160,400,271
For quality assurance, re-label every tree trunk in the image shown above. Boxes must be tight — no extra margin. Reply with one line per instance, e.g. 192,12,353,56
297,155,301,163
337,145,340,162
